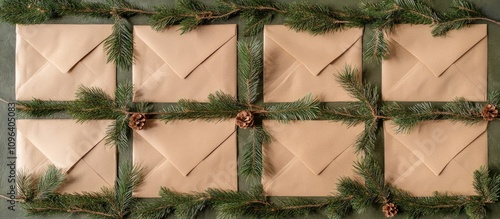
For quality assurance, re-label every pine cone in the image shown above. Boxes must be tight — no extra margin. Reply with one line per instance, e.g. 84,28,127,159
236,110,254,129
382,203,398,218
481,104,498,121
128,113,147,130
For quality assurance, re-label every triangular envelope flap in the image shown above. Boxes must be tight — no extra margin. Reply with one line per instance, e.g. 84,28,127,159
390,24,486,77
134,120,235,176
264,120,363,175
385,121,487,176
134,24,236,79
16,120,110,172
265,25,362,76
17,24,112,73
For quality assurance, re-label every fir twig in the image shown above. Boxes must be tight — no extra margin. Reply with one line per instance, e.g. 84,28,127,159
284,2,362,35
432,0,500,36
240,127,270,179
19,162,143,219
160,91,247,122
238,38,262,105
105,115,130,150
383,98,485,133
16,99,69,117
364,28,389,63
104,15,134,70
337,67,380,116
264,94,321,122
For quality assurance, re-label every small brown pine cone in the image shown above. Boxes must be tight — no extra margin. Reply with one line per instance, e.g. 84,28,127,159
236,110,254,129
128,113,147,130
382,203,398,218
481,104,498,121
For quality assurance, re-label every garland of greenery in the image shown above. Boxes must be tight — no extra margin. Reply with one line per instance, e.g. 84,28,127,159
1,0,499,69
9,37,500,218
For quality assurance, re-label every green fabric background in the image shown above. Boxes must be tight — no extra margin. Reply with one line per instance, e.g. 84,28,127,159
1,0,500,218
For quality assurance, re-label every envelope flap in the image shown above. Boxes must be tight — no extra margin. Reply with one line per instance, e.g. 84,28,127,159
385,121,487,176
17,24,112,73
390,24,486,77
16,120,111,172
134,120,235,176
134,24,236,79
264,120,362,175
265,25,363,76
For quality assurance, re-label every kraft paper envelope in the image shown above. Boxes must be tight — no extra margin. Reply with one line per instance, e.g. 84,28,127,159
262,120,363,196
263,25,363,102
382,24,487,101
384,121,487,196
17,120,116,193
16,24,116,101
133,120,237,197
133,25,237,102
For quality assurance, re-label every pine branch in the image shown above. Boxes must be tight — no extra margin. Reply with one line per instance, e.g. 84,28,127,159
112,162,143,218
160,91,247,122
394,0,440,25
284,2,362,35
355,119,380,154
323,195,354,219
264,94,321,122
0,0,62,24
67,86,121,122
16,99,69,118
353,157,390,205
432,0,500,36
336,66,381,121
364,28,389,63
222,0,284,36
35,165,66,200
238,39,262,105
442,98,484,123
150,0,236,33
336,177,372,214
383,99,485,133
382,102,440,133
240,127,270,179
320,103,372,126
104,15,134,70
473,167,500,203
135,188,209,219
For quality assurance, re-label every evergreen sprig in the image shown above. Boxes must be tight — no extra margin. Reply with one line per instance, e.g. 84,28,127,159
238,38,262,105
389,168,500,219
383,97,487,133
283,2,363,35
18,162,143,219
104,15,134,70
16,99,68,118
264,94,321,122
240,127,270,179
160,91,247,122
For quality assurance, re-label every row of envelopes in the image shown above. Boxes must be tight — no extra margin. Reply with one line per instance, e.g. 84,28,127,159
15,23,488,197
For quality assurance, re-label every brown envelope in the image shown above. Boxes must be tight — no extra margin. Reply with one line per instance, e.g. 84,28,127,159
384,121,487,196
133,120,237,197
16,24,116,101
262,120,363,196
263,25,363,102
17,120,116,193
382,24,487,101
133,25,237,102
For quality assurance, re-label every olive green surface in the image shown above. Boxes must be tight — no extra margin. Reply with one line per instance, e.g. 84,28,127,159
1,0,500,218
